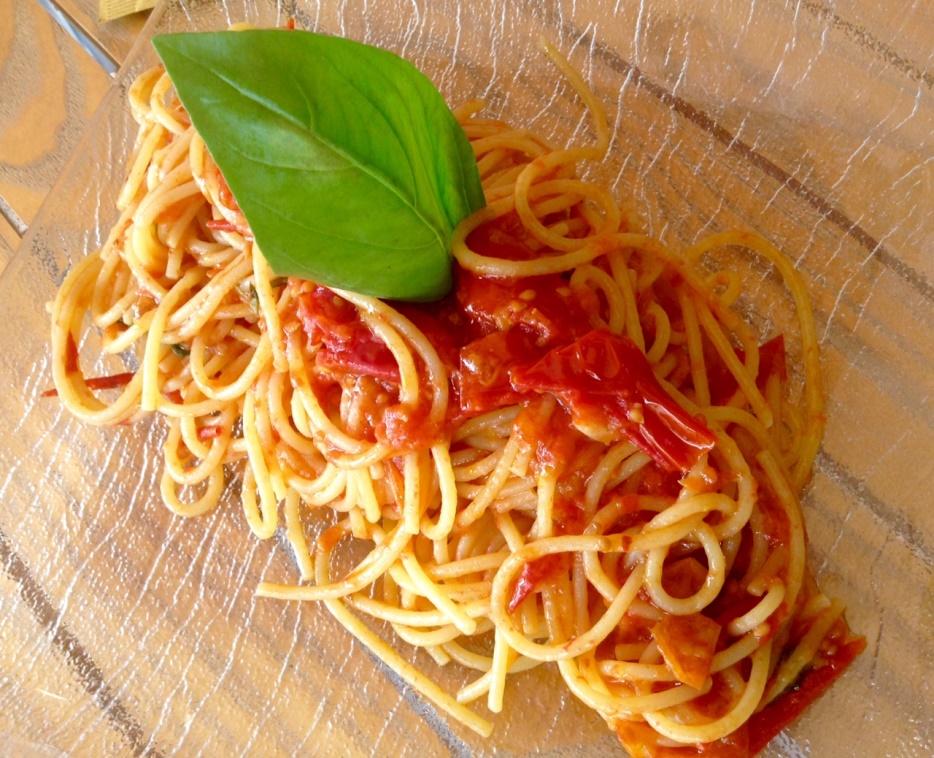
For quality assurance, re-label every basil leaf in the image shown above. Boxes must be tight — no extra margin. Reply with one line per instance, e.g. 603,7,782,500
152,30,485,301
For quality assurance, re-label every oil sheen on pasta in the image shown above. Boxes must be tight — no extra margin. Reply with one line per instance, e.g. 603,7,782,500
49,36,862,757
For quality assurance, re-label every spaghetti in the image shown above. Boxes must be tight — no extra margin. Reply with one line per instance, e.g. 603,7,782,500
49,37,862,756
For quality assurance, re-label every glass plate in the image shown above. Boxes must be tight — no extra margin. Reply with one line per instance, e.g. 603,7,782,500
0,0,930,755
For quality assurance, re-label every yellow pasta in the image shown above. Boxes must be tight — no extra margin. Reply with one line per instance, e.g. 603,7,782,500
49,37,862,757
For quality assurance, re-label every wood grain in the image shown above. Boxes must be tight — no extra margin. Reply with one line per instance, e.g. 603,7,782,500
0,0,112,235
55,0,150,64
557,0,933,279
0,4,148,753
0,219,15,273
0,410,464,755
0,0,930,756
0,540,134,756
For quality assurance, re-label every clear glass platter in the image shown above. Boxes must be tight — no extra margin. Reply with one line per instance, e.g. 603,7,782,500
0,0,930,755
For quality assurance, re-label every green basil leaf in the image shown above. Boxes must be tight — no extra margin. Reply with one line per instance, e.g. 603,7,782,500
152,30,485,301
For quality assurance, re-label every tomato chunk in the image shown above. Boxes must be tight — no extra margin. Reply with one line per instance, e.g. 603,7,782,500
507,554,568,613
747,636,866,754
294,282,399,382
511,329,717,472
652,613,722,690
708,334,787,405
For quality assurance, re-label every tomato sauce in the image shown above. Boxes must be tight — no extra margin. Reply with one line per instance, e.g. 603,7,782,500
613,635,864,757
746,636,866,753
284,217,862,754
41,371,135,398
615,717,751,758
707,334,787,406
291,217,717,469
294,282,400,382
511,329,717,472
507,553,569,613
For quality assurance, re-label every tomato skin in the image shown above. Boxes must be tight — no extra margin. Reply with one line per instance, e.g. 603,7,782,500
614,720,750,758
507,554,569,613
746,636,866,755
707,334,787,405
456,266,598,346
290,220,717,471
452,267,598,417
457,329,537,415
41,371,135,398
511,329,717,472
291,218,603,436
294,282,400,382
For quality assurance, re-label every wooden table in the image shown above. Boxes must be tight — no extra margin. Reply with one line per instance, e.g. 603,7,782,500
0,0,147,273
1,1,931,756
4,0,930,285
1,6,149,753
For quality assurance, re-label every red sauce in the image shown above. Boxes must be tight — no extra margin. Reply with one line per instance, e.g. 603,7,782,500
707,579,762,631
511,330,717,471
164,389,184,405
65,333,79,373
285,217,861,753
215,163,241,214
457,328,537,415
507,553,569,613
197,425,225,441
614,635,865,757
290,217,716,469
746,636,866,754
615,719,750,758
707,334,787,405
661,557,709,600
206,218,251,237
41,371,135,398
513,399,582,477
294,282,399,382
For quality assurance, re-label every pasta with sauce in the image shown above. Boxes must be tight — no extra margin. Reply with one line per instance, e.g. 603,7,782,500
48,36,862,756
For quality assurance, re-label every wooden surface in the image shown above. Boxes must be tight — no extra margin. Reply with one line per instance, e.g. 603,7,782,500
56,0,149,62
0,4,148,749
0,0,140,733
0,1,931,756
0,0,146,274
